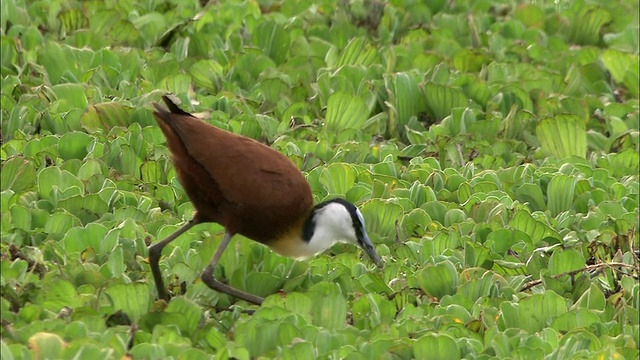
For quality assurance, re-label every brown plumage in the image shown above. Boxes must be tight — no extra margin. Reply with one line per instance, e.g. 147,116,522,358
148,95,382,305
153,96,313,244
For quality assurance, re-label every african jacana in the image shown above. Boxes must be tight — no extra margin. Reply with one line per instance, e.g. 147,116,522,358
148,95,383,305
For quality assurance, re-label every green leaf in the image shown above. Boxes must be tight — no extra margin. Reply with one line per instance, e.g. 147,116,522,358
235,319,279,357
514,4,545,28
38,42,92,84
61,222,108,255
485,229,524,256
400,208,432,237
244,272,284,298
444,208,466,226
27,333,65,360
2,36,19,75
205,327,226,350
259,76,291,105
325,91,369,132
416,260,458,299
129,344,165,359
509,210,561,244
58,131,93,160
38,278,83,312
360,199,404,239
253,20,290,65
164,297,203,337
352,294,396,329
568,6,612,46
424,83,468,121
159,73,190,94
311,293,347,330
110,20,140,45
52,83,88,111
358,273,393,294
385,72,427,140
44,212,80,235
58,8,89,35
106,245,125,279
610,148,640,177
57,194,110,221
546,174,577,216
319,163,358,195
465,241,493,269
536,114,587,158
1,156,36,192
281,341,315,359
413,333,461,360
9,204,31,231
551,309,601,335
107,144,141,178
572,283,606,311
81,102,133,133
189,59,224,92
334,37,378,67
0,341,13,360
37,167,84,203
548,249,586,276
601,49,640,98
514,183,547,212
500,291,568,333
104,283,150,323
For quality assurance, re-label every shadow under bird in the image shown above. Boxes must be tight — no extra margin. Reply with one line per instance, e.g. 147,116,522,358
148,95,383,305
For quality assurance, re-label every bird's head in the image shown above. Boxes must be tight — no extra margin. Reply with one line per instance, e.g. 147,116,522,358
303,199,383,267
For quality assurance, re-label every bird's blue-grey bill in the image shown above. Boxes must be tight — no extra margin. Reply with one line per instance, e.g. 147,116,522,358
360,233,383,268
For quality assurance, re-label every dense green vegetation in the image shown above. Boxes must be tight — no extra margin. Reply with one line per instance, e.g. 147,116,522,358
1,0,638,358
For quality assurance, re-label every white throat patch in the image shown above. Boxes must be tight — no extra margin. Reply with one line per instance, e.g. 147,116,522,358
304,202,358,257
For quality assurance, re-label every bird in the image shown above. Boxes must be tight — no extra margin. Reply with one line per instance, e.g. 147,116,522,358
148,95,383,305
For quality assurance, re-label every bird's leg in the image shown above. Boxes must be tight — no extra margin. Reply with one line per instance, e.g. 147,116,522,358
148,219,199,301
201,232,265,305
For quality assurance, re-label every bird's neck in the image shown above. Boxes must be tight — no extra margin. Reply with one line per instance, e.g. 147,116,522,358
267,210,338,260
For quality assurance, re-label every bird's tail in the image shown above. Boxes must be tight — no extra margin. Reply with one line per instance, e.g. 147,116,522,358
153,95,194,119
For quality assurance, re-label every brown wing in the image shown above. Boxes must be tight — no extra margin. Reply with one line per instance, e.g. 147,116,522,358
152,96,313,243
